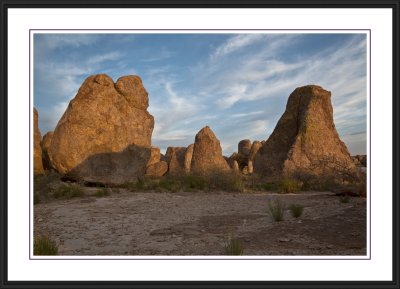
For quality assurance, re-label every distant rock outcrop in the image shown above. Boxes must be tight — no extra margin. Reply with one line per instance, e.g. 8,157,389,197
352,155,367,167
254,85,356,180
184,144,194,173
47,74,155,185
166,147,187,175
190,126,230,174
41,131,54,171
33,108,44,175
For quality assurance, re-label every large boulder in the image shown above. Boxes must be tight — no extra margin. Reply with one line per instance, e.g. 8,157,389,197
249,140,262,161
254,85,356,180
165,147,187,175
33,108,44,175
41,131,54,171
47,74,155,185
190,126,230,174
238,139,251,156
184,144,194,173
145,161,168,177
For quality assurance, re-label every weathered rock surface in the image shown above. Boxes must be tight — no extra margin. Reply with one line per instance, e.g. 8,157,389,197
254,85,356,179
147,147,161,167
34,108,44,175
352,155,367,167
249,140,262,161
166,147,187,175
47,74,154,184
145,161,168,177
41,131,54,151
238,139,251,156
184,144,194,173
41,131,54,171
190,126,230,174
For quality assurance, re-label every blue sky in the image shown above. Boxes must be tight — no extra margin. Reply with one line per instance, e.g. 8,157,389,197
34,33,367,156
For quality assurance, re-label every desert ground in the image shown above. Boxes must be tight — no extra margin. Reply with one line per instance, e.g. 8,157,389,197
34,188,366,256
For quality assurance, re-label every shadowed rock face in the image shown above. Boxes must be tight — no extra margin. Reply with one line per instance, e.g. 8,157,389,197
254,85,355,179
166,147,187,175
41,131,54,171
34,108,44,175
190,126,230,174
47,74,154,184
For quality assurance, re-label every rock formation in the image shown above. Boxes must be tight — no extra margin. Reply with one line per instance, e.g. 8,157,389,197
249,140,262,161
145,161,168,177
165,147,187,175
253,85,356,180
47,74,155,185
352,155,367,167
190,126,230,174
41,131,54,171
33,108,44,175
184,144,194,173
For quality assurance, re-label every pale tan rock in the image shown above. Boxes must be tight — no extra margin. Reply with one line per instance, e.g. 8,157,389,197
249,140,262,161
184,144,194,173
165,147,186,175
248,160,254,174
145,161,168,177
41,131,54,171
238,139,251,156
190,126,230,174
33,108,44,175
147,147,161,167
48,74,154,185
253,85,356,180
231,160,239,171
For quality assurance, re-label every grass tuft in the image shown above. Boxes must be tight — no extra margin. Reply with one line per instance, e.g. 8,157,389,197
279,177,301,194
223,236,244,255
268,199,285,222
53,184,84,199
34,235,58,255
95,188,110,197
288,204,304,218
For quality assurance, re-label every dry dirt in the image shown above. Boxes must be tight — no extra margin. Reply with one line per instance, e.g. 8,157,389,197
34,189,366,256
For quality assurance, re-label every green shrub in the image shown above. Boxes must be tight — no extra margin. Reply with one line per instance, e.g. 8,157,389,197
95,188,110,197
53,184,84,199
34,235,58,255
339,195,350,203
182,175,207,191
279,177,301,194
289,204,304,218
223,236,244,255
268,199,285,222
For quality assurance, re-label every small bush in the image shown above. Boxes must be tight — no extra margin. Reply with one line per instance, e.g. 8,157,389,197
289,204,304,218
34,235,58,255
279,177,301,194
223,236,244,255
268,199,285,222
207,171,244,192
95,188,110,197
182,175,207,191
339,195,350,203
53,184,84,199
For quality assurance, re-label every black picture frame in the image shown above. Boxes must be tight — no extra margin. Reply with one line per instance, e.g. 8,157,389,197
1,1,399,288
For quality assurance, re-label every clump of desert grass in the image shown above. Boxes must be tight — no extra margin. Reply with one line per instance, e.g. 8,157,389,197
223,236,244,255
268,199,285,222
34,235,58,255
288,204,304,218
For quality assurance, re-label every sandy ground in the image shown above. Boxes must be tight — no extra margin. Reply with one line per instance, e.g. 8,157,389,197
34,189,366,256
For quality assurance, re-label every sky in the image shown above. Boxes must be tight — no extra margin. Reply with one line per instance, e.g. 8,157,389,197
33,33,367,156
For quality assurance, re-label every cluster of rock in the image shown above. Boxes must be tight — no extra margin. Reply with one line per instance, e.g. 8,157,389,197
34,74,362,185
227,139,263,174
